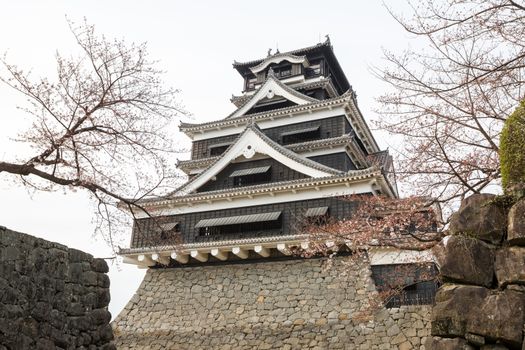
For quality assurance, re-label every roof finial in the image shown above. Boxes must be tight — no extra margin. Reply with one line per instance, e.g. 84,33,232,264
325,34,331,44
267,48,272,57
275,42,279,54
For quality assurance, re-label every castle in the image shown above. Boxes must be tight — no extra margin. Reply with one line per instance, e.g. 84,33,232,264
113,39,437,349
119,38,399,266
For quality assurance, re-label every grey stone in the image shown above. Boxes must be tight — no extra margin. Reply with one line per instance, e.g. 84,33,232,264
495,246,525,287
0,246,20,261
468,289,525,347
432,283,525,348
465,332,485,346
431,284,488,337
425,336,474,350
111,256,433,349
91,258,109,273
449,194,507,244
508,199,525,246
433,235,494,287
90,309,112,325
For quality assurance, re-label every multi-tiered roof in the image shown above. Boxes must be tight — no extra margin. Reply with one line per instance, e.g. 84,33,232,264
120,38,398,267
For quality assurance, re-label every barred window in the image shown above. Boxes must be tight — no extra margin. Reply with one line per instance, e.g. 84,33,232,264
371,263,439,308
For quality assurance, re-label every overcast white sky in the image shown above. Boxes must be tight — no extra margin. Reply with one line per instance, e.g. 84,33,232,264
0,1,417,318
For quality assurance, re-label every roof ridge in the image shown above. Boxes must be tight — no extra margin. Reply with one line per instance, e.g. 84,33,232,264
233,38,331,68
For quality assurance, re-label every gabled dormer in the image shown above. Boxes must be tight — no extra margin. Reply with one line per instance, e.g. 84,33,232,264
173,122,341,196
226,73,317,119
243,53,310,91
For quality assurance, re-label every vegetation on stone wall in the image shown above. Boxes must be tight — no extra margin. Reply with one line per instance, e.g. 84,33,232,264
500,100,525,190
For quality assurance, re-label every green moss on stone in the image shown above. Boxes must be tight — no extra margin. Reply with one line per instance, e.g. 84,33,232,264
500,100,525,189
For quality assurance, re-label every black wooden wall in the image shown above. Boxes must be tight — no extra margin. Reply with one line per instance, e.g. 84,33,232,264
309,152,356,172
191,116,353,159
197,158,308,193
131,196,365,248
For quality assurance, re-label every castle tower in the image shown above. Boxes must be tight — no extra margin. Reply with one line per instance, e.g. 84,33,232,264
120,38,398,266
113,39,437,350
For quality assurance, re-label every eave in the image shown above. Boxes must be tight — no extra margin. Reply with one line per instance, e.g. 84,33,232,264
249,53,309,74
119,235,435,267
233,38,350,93
174,123,342,197
224,73,318,120
137,167,385,210
180,91,354,134
181,92,379,155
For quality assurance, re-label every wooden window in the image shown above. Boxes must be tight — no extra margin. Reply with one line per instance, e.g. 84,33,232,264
305,63,321,77
245,76,257,90
281,126,321,144
196,212,282,236
272,65,292,78
230,166,271,187
209,144,230,156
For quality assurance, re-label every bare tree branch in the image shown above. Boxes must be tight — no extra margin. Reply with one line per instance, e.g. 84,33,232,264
0,19,187,248
375,0,525,216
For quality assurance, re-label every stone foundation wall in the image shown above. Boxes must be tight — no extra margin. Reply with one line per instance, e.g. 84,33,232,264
113,257,431,349
427,194,525,350
0,226,114,349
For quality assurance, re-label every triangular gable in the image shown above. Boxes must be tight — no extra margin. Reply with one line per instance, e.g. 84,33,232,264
226,74,317,120
174,123,341,196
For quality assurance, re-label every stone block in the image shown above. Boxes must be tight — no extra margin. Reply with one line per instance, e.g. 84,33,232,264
68,248,93,263
465,332,485,346
432,284,525,347
468,289,525,347
449,194,507,244
433,235,494,287
90,309,112,325
91,258,109,273
431,284,488,337
0,246,20,261
425,336,475,350
508,199,525,246
495,247,525,287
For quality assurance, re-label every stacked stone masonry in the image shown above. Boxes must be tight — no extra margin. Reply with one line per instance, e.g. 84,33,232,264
113,257,431,349
427,193,525,350
0,226,115,350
